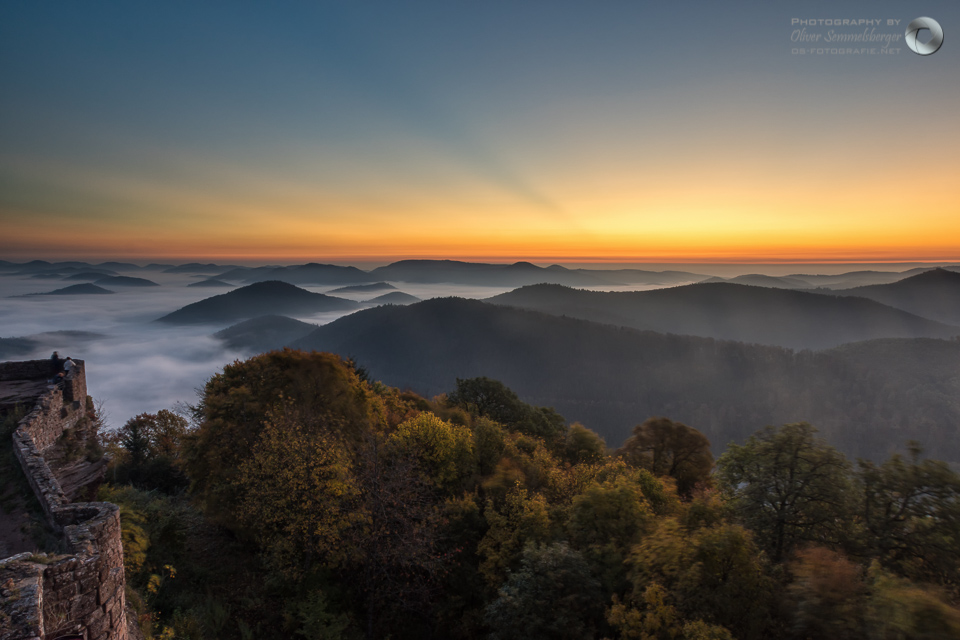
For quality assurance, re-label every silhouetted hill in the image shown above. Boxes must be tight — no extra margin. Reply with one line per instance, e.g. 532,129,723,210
366,292,420,305
708,274,814,289
0,330,103,359
367,260,615,287
218,263,372,286
214,315,318,353
20,284,115,296
488,282,959,349
62,271,118,281
187,279,234,288
164,263,242,274
330,282,397,294
157,281,358,324
95,262,143,272
292,298,960,463
93,276,159,287
825,268,960,326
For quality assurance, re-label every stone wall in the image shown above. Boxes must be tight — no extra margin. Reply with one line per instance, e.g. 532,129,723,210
1,360,127,640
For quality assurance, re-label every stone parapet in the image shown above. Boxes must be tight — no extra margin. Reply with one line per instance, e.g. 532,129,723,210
1,360,126,640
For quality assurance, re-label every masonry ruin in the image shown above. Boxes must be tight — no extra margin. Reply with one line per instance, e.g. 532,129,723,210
0,359,130,640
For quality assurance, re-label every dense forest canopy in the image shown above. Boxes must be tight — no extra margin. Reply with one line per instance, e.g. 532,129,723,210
98,349,960,640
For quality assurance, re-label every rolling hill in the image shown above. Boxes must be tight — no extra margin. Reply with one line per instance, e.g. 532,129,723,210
21,284,115,296
824,268,960,326
93,276,159,287
156,281,358,324
214,315,318,353
292,297,960,463
487,282,960,349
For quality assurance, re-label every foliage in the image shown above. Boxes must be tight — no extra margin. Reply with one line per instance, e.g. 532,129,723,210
106,409,192,492
234,410,363,578
485,542,604,640
387,412,475,493
626,519,771,639
716,422,853,562
448,376,567,439
858,443,960,590
563,422,607,465
620,417,714,498
184,350,373,525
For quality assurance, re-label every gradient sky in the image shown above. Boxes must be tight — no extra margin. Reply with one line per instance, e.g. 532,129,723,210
1,0,958,263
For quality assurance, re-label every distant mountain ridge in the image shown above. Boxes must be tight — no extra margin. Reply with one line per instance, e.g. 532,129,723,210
488,282,959,349
822,268,960,326
157,281,358,324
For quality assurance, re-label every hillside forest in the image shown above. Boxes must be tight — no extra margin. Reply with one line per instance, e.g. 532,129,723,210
96,350,960,640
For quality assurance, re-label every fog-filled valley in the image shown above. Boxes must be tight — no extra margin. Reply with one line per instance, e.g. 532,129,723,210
3,258,959,463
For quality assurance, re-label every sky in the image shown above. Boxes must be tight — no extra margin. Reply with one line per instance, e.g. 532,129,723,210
1,0,959,264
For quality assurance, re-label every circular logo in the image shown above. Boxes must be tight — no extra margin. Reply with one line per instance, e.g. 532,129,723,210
905,17,944,55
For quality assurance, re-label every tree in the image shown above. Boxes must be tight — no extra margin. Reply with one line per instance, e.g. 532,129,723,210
234,411,363,578
626,519,771,639
484,542,604,640
619,417,713,498
858,443,960,588
563,422,607,465
787,547,865,640
113,409,192,492
387,412,475,494
716,422,853,562
447,377,567,439
184,350,372,525
566,476,654,594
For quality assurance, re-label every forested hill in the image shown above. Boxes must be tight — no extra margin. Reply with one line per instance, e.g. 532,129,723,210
488,282,959,349
293,298,960,464
156,280,358,324
825,268,960,326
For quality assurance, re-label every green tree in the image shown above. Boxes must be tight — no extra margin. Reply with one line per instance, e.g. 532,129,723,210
485,542,604,640
448,376,566,439
563,422,607,465
716,422,853,562
619,417,713,498
113,409,192,492
566,476,654,594
859,443,960,589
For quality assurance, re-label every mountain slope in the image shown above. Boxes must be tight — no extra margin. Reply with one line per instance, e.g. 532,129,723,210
488,282,959,349
157,281,358,324
825,268,960,326
21,284,115,296
214,315,318,353
93,276,159,287
293,298,960,463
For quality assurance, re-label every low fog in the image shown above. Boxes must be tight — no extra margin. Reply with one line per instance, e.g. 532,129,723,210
0,268,546,429
2,261,950,431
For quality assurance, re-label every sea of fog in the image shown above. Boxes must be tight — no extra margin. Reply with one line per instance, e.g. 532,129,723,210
0,269,678,429
0,261,931,430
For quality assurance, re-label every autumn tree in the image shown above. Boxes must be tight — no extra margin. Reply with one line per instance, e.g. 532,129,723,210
184,350,373,525
619,417,713,498
716,422,853,562
386,412,475,494
625,519,771,639
234,410,363,579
